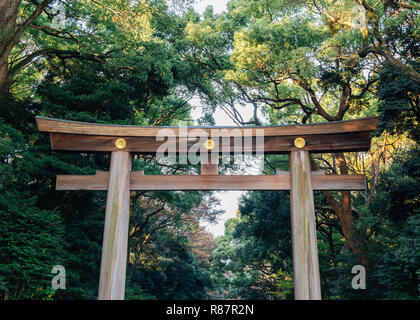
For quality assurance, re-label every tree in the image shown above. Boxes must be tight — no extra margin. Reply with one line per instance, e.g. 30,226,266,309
183,0,380,266
0,0,222,299
0,119,64,299
0,0,158,97
0,0,53,96
210,188,294,300
376,62,420,142
1,0,418,301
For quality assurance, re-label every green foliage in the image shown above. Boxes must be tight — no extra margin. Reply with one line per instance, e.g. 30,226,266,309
125,285,156,300
210,190,294,300
128,234,213,299
211,148,420,300
1,0,419,301
376,63,420,142
0,191,64,299
368,149,420,299
0,0,217,300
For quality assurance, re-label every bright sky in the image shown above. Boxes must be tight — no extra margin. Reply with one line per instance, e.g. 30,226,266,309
193,0,230,15
191,0,266,238
190,2,240,239
190,99,249,237
190,102,264,237
201,191,243,237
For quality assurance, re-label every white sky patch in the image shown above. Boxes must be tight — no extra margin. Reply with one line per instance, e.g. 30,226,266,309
190,0,269,238
201,191,242,238
193,0,230,15
191,102,265,238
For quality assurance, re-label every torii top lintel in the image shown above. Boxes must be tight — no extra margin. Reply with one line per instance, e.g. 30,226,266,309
36,116,378,154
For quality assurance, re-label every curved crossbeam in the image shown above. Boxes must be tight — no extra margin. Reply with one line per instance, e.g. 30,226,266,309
36,116,378,153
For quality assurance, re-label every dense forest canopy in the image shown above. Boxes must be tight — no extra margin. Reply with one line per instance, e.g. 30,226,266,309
0,0,418,300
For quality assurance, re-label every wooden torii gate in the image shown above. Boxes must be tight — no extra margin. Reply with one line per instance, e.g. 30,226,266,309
36,116,378,300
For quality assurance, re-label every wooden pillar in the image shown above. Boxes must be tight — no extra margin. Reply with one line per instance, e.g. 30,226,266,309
98,151,132,300
290,150,321,300
201,152,218,175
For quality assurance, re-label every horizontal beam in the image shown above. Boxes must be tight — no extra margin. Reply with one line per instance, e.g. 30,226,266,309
56,172,366,191
37,116,379,138
49,131,373,153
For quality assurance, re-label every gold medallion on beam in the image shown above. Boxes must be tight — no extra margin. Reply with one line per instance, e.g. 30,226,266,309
204,139,216,151
115,138,127,150
294,137,306,149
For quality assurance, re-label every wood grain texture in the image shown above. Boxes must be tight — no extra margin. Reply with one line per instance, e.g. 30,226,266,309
290,151,321,300
98,151,132,300
49,131,373,153
56,172,366,191
37,116,378,137
201,153,219,175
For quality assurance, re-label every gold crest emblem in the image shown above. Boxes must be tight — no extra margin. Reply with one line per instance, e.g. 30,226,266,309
294,137,306,149
204,139,216,150
115,138,127,150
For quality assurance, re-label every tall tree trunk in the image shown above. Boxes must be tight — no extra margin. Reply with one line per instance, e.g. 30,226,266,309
0,57,10,96
321,153,370,267
0,0,21,97
0,0,53,98
302,81,371,267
